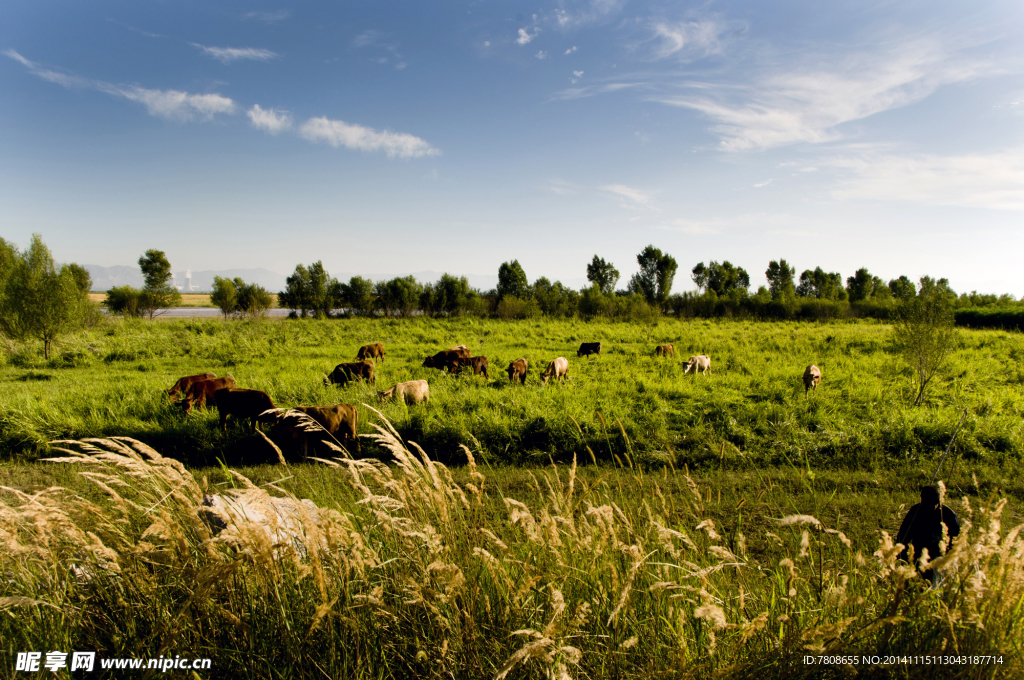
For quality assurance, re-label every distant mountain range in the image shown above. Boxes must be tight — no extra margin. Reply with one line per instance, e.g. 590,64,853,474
81,265,575,293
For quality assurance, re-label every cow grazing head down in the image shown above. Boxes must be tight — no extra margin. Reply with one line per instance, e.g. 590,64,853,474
168,372,216,400
577,342,602,358
326,361,375,387
356,343,386,363
179,376,237,414
683,355,711,376
214,387,275,432
655,344,674,358
541,357,569,385
378,380,430,405
507,358,528,385
803,364,822,396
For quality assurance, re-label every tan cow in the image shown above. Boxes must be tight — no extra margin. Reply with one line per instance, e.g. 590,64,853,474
356,343,385,363
507,358,528,385
683,355,712,376
803,365,822,396
179,376,237,413
260,404,359,458
655,344,674,358
294,404,359,452
541,357,569,385
378,380,430,405
168,372,216,401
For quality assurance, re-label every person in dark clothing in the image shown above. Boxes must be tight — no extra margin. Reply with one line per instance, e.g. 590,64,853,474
896,485,960,585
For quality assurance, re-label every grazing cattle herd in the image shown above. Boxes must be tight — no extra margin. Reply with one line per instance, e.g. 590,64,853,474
168,339,822,461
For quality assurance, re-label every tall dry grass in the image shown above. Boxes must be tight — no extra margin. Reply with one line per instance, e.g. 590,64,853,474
1,413,1021,678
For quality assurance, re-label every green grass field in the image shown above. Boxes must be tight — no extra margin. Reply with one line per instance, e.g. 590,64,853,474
1,316,1023,678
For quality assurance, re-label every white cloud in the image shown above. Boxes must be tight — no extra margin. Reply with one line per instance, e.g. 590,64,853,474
484,41,491,47
298,116,440,158
652,38,996,151
6,50,235,122
645,20,730,61
830,148,1024,210
395,62,407,70
352,30,384,49
243,10,291,23
536,51,548,60
601,184,657,208
112,86,236,121
753,179,773,188
565,46,577,55
193,44,277,63
553,0,625,27
517,28,539,45
247,105,292,133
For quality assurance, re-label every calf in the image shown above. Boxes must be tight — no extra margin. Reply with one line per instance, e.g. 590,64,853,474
215,388,275,432
507,358,529,385
541,357,569,385
379,380,430,405
179,376,236,414
803,364,822,396
683,355,712,376
577,342,602,358
356,343,385,363
655,344,674,358
454,356,490,379
168,372,215,401
326,360,375,387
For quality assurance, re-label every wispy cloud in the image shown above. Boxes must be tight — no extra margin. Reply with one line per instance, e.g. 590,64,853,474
553,0,625,28
652,37,996,151
352,30,384,49
753,179,772,188
5,49,235,121
192,44,277,63
602,184,657,208
536,50,548,60
830,148,1024,210
243,10,292,24
247,105,292,134
298,117,440,158
517,28,539,45
643,19,733,61
565,46,577,55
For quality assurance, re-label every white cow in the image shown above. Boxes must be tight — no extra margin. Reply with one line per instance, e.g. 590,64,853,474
541,357,569,385
379,380,430,405
683,354,712,376
803,365,821,396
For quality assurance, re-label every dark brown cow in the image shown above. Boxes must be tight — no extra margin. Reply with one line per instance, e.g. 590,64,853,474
423,349,464,371
325,361,376,387
451,344,471,359
507,358,528,385
294,404,359,452
214,388,276,432
356,343,385,363
168,372,216,400
180,376,237,413
655,344,674,358
453,356,489,379
577,342,602,358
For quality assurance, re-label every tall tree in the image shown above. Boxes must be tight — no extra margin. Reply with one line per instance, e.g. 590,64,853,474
846,267,877,302
692,261,750,296
892,277,959,406
629,245,677,304
691,262,709,293
497,260,529,300
138,249,181,319
211,276,238,320
888,275,917,301
765,259,796,300
797,267,847,301
0,234,90,359
586,255,619,295
279,261,338,317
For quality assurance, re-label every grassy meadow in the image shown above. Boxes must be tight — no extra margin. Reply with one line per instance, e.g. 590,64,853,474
2,316,1024,678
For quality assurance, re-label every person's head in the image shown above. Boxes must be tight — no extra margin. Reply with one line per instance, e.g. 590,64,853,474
920,485,940,509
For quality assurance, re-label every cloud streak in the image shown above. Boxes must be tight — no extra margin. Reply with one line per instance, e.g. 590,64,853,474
5,49,235,121
298,116,440,158
193,44,278,63
248,105,292,133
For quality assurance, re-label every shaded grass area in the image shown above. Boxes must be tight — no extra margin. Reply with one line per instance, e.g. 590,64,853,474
1,429,1021,679
2,317,1023,477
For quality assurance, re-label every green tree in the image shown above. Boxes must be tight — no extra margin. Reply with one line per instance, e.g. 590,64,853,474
629,245,677,305
0,234,91,359
691,261,749,297
691,262,709,293
892,277,959,406
235,279,273,319
765,259,796,300
888,276,917,301
436,274,471,315
497,260,529,301
586,255,620,295
797,267,848,301
340,276,375,316
211,276,239,320
65,263,92,294
137,249,181,319
104,286,144,317
280,261,338,318
846,267,878,302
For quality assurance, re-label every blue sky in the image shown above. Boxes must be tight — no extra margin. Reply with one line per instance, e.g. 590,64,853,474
2,0,1023,294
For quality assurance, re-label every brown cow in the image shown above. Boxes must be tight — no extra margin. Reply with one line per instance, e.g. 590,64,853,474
423,349,464,371
214,387,275,432
655,344,674,358
541,357,569,385
577,342,602,358
325,361,375,387
453,356,490,379
507,358,528,385
803,365,822,396
168,372,215,400
295,404,359,453
378,380,430,405
451,345,471,359
356,343,385,363
179,376,237,413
